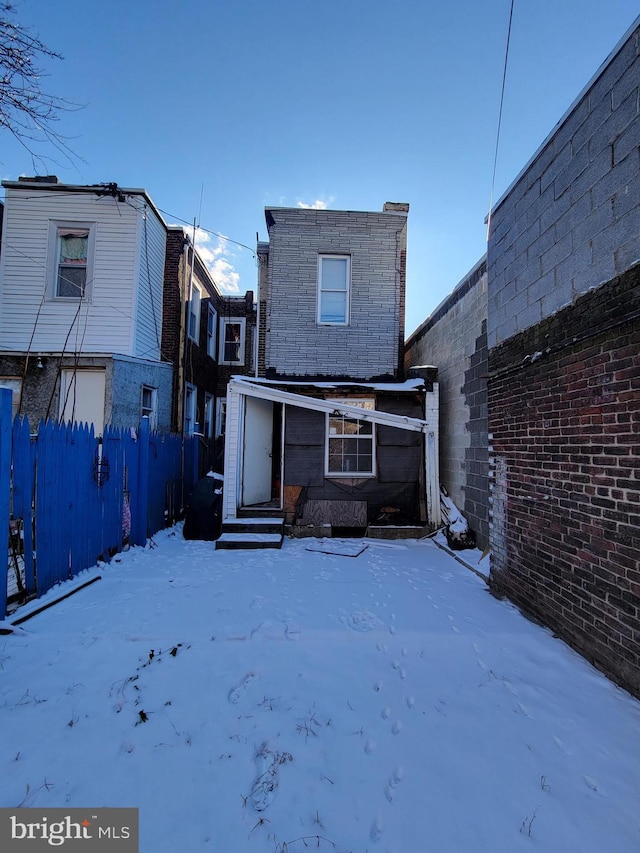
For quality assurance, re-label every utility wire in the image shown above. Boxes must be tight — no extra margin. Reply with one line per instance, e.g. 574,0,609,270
486,0,515,242
155,205,257,256
4,188,257,257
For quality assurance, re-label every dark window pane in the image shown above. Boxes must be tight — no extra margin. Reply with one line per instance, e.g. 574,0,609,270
57,265,86,297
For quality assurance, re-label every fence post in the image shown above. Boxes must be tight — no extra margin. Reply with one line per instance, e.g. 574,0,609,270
133,417,150,547
0,388,12,619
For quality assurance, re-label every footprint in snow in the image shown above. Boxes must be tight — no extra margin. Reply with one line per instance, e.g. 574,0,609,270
364,739,377,755
391,720,402,735
370,816,383,843
344,610,384,632
250,597,265,612
381,706,391,721
373,681,383,693
250,744,287,812
227,672,258,705
285,624,301,640
553,736,574,756
250,621,272,640
384,766,404,800
583,775,603,794
405,695,415,709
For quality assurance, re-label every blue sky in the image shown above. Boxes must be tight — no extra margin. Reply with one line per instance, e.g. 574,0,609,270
1,0,638,335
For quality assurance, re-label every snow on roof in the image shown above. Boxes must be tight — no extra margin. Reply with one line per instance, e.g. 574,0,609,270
234,376,425,392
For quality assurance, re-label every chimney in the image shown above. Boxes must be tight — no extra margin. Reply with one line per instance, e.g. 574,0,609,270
383,202,409,214
18,175,59,184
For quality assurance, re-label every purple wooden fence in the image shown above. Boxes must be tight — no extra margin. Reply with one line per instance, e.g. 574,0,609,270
1,409,199,618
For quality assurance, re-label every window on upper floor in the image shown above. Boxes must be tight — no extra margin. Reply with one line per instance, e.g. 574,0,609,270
219,318,246,365
326,398,375,476
318,255,350,325
188,282,202,343
207,305,217,359
49,223,96,300
140,385,157,430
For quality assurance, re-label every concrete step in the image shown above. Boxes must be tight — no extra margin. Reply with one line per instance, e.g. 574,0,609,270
238,506,285,519
216,532,283,550
222,517,284,535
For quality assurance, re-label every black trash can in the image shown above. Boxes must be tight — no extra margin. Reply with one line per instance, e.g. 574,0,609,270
183,475,223,541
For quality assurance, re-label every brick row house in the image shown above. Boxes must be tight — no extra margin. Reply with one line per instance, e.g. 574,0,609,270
218,203,441,546
162,226,255,472
0,177,256,473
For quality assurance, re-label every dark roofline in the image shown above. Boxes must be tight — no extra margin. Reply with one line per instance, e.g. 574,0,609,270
2,179,167,231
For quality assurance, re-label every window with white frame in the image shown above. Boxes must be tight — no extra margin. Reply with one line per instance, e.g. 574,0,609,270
326,398,375,476
140,385,157,430
318,255,350,324
204,393,214,439
219,318,246,365
49,223,96,300
188,282,202,342
184,383,196,435
207,305,217,359
215,397,227,437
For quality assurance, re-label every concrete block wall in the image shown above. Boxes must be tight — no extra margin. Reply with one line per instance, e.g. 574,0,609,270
488,20,640,348
264,205,407,381
405,259,489,546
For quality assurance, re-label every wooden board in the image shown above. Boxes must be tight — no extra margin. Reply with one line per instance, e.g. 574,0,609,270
305,540,368,558
300,499,367,527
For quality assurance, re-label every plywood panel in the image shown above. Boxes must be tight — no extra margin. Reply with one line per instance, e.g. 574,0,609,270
300,499,367,526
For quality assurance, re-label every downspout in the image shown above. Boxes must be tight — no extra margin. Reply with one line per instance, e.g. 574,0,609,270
255,240,260,379
177,238,190,432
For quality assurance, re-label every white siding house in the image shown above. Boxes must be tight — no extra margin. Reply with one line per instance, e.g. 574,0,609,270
0,177,172,433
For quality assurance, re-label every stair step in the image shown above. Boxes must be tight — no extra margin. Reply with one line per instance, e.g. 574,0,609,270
238,507,285,519
222,517,284,534
216,532,283,550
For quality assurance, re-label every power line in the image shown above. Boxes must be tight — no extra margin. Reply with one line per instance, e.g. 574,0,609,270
486,0,515,242
3,187,257,257
155,206,256,256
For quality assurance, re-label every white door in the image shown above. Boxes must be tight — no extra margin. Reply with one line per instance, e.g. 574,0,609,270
59,369,106,435
242,396,273,506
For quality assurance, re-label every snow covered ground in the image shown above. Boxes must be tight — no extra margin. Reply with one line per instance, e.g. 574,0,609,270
1,528,638,852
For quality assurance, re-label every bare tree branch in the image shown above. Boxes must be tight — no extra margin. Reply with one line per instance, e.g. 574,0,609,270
0,2,83,170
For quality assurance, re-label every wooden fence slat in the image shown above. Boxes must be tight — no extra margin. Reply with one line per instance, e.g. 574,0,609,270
11,417,36,597
0,389,12,619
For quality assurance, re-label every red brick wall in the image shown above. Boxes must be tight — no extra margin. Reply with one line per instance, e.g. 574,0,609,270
488,264,640,697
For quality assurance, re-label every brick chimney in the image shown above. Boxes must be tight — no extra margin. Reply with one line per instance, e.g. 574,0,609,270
383,202,409,214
